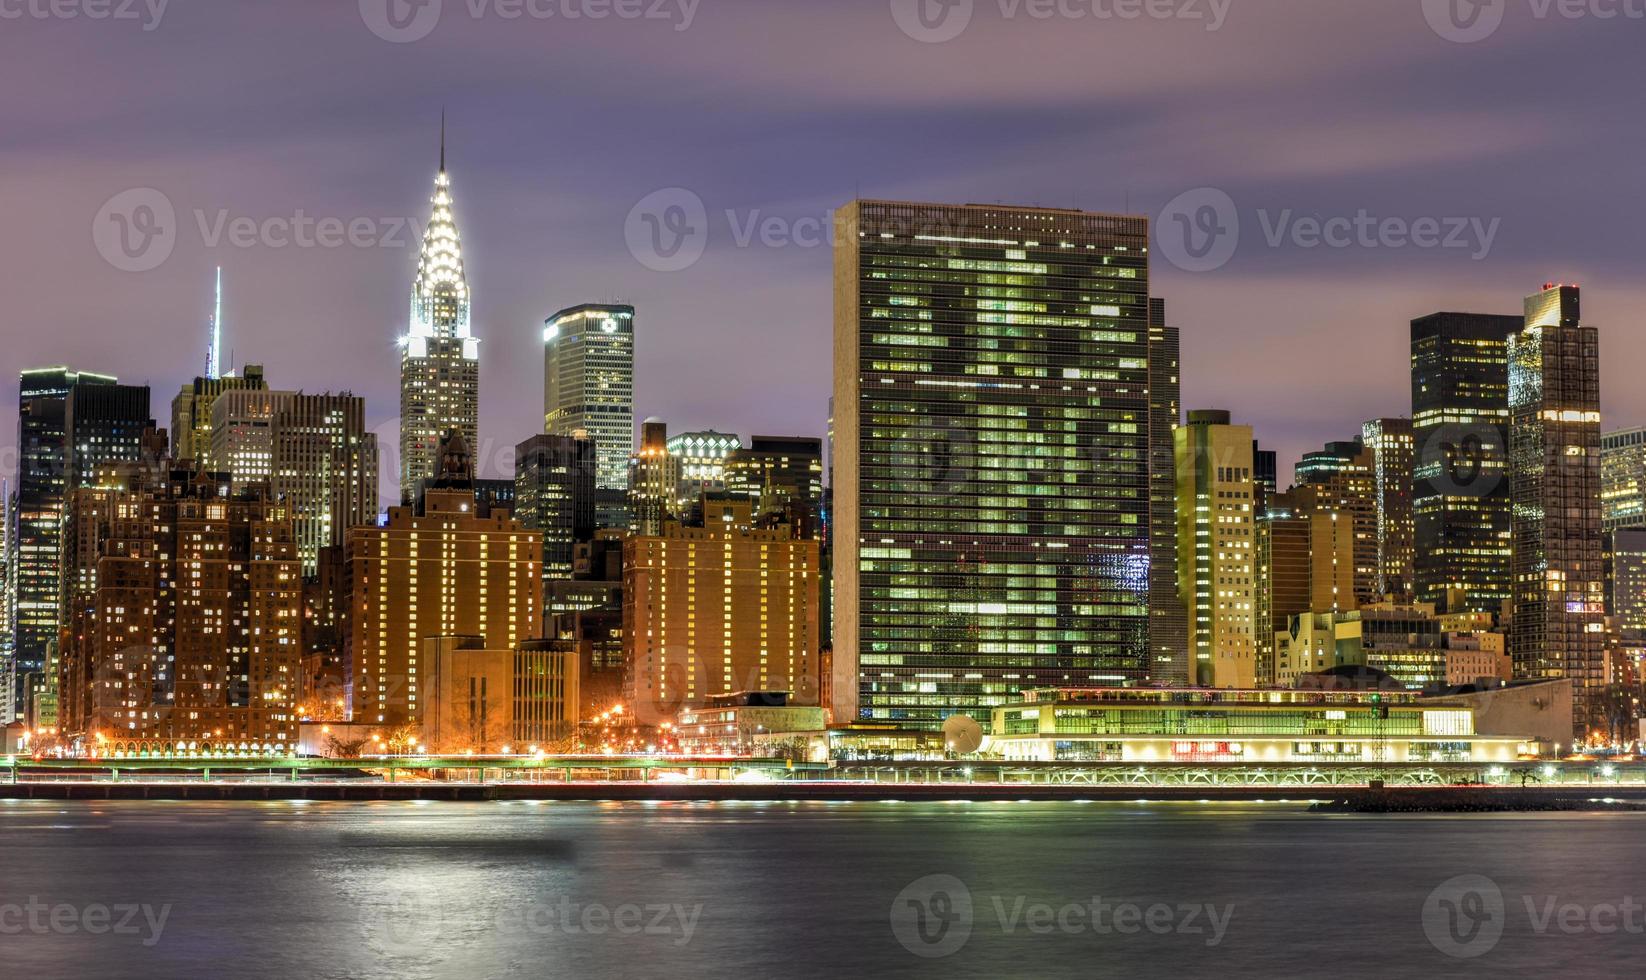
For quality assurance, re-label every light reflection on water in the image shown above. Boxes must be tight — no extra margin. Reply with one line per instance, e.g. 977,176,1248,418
0,800,1641,979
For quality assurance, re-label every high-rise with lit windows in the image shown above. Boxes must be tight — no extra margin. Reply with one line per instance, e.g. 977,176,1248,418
833,201,1153,729
623,496,820,726
399,128,480,504
1411,311,1519,615
514,433,597,580
545,303,636,491
1147,298,1188,684
1601,427,1646,532
1508,284,1604,737
1175,410,1256,688
344,469,542,727
1362,418,1415,601
209,389,379,574
57,467,303,753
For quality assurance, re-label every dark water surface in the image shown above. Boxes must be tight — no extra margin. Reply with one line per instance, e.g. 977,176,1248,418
2,799,1642,978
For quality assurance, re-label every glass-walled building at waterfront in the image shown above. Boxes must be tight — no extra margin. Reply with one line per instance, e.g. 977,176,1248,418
832,201,1153,730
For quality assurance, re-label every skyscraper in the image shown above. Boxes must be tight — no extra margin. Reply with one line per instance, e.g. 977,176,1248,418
344,463,541,728
1411,311,1519,615
514,433,597,581
544,303,636,491
1601,427,1646,531
57,468,302,752
833,201,1152,728
725,436,825,537
11,368,117,715
1147,298,1188,684
0,481,13,724
623,496,821,725
628,418,680,536
1175,411,1257,687
399,127,479,504
209,389,380,574
1361,418,1416,601
1508,284,1604,737
172,365,267,467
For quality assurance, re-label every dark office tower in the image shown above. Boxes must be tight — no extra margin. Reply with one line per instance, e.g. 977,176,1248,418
65,384,154,492
1252,444,1278,510
515,434,597,580
1411,311,1519,615
725,436,825,538
1509,284,1604,738
1362,418,1416,601
1146,298,1187,685
1294,439,1379,604
10,368,116,717
833,201,1152,729
1255,490,1310,686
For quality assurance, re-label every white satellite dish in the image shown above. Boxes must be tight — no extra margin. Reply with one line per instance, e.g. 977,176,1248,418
942,714,984,755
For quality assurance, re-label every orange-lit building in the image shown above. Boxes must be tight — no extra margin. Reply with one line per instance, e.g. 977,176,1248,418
623,498,820,726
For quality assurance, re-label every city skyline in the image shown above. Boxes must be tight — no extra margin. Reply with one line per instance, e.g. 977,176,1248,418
5,3,1645,500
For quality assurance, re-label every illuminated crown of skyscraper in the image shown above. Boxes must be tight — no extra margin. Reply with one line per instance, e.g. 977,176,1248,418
409,117,470,341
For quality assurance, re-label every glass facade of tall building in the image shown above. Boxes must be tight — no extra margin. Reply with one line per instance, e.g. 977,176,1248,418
1361,418,1415,601
1509,284,1604,737
1146,299,1187,685
1411,311,1520,615
832,201,1152,730
544,304,636,492
1601,427,1646,532
514,433,597,580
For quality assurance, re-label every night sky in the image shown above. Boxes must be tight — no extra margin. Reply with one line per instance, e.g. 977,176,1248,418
4,0,1644,504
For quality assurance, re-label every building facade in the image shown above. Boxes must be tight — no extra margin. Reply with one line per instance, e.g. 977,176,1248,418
834,201,1153,729
623,498,820,726
545,303,636,491
724,436,825,537
1411,311,1519,615
170,366,267,467
1147,298,1188,684
1601,427,1646,532
344,487,542,727
399,146,480,504
1508,284,1605,737
58,469,302,755
1362,417,1415,601
514,433,597,581
210,389,379,575
1176,411,1256,687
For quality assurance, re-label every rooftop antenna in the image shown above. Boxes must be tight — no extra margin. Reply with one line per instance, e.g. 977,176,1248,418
440,108,446,173
205,266,223,380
